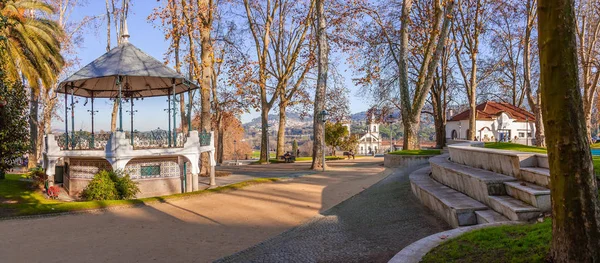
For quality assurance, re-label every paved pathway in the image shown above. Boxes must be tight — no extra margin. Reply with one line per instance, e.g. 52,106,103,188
216,164,451,263
0,159,387,263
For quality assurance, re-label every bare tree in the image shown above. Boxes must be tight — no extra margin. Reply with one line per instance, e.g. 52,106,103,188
452,0,495,140
311,0,327,169
576,0,600,140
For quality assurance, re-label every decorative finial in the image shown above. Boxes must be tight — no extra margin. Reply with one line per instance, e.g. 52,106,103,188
121,19,130,43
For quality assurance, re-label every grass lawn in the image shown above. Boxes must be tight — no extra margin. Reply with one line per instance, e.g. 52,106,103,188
250,156,347,164
483,142,548,154
422,220,551,263
250,151,276,159
388,149,441,156
0,173,279,217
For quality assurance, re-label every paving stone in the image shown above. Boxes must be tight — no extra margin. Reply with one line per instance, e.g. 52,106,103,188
215,165,451,263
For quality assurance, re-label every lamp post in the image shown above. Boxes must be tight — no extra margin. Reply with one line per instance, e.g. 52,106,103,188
126,100,137,145
387,114,394,152
458,122,462,140
234,140,238,164
320,110,328,172
87,93,98,148
265,124,271,164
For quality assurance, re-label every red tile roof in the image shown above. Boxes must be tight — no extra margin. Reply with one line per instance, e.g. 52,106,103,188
449,101,535,122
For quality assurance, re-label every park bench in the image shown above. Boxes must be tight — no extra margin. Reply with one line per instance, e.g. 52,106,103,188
279,155,296,163
343,151,355,160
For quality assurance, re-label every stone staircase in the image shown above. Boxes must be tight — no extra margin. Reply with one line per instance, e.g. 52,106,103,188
410,143,550,228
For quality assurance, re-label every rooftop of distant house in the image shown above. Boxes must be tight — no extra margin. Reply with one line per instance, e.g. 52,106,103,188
448,101,535,122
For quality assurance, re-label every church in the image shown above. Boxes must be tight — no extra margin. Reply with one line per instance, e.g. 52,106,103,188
344,121,383,155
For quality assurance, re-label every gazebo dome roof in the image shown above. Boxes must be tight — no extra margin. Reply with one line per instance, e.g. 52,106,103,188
58,42,197,98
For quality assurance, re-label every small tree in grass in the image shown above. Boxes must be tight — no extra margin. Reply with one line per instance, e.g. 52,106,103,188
0,81,29,179
292,140,299,157
325,122,349,156
325,122,359,156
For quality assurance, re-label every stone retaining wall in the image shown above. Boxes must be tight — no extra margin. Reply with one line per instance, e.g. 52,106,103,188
384,154,435,168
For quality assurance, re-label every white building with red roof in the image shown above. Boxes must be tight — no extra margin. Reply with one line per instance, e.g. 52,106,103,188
446,101,536,145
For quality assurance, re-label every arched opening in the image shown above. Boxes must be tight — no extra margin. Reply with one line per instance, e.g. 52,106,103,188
451,130,458,139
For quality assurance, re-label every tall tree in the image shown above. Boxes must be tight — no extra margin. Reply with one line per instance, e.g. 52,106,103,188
398,0,455,149
311,0,327,169
0,0,64,168
452,0,494,141
270,0,315,158
522,0,544,146
575,0,600,140
107,0,129,132
489,0,526,107
430,45,453,148
242,0,279,164
31,0,94,168
342,0,455,150
538,0,600,261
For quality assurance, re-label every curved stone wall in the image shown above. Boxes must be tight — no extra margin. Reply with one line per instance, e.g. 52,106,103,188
384,154,436,168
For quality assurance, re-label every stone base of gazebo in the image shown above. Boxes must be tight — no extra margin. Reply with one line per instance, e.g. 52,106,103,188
43,131,215,198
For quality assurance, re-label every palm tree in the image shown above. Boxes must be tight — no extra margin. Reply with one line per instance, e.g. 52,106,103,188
0,0,64,91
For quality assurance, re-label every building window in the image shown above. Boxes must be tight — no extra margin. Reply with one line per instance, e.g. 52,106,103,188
141,165,161,177
519,132,525,138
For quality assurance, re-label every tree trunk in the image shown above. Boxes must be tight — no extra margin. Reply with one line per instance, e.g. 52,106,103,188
433,112,446,148
532,97,546,147
538,0,600,261
217,114,224,164
276,100,287,158
467,98,476,140
259,105,270,164
28,90,39,168
311,0,327,170
111,102,118,131
467,55,478,141
403,116,420,150
199,23,213,176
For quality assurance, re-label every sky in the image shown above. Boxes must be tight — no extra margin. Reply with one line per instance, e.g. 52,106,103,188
51,1,371,132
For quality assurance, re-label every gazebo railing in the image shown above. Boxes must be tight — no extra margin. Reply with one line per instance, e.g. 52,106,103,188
53,130,210,150
131,129,187,149
199,131,211,147
55,132,111,150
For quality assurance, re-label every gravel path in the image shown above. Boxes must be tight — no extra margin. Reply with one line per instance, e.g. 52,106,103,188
0,159,387,263
216,165,451,263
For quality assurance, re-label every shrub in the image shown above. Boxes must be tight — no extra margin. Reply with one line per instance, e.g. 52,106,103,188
108,170,140,200
81,170,139,201
25,167,48,189
81,170,118,201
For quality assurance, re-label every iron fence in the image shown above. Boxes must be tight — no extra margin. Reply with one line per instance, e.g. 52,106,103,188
55,132,110,150
131,129,186,149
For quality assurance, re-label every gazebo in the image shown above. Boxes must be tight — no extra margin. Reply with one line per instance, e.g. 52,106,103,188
42,24,216,198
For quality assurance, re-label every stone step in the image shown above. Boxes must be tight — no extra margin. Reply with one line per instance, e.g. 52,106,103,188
475,210,510,224
410,166,488,228
504,181,551,211
487,195,541,221
519,167,550,188
430,155,518,205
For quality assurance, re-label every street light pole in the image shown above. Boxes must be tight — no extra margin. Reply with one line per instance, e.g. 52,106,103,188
234,140,238,164
321,110,328,172
387,114,393,153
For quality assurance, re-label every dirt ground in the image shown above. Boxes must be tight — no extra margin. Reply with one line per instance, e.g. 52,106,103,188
0,159,387,263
